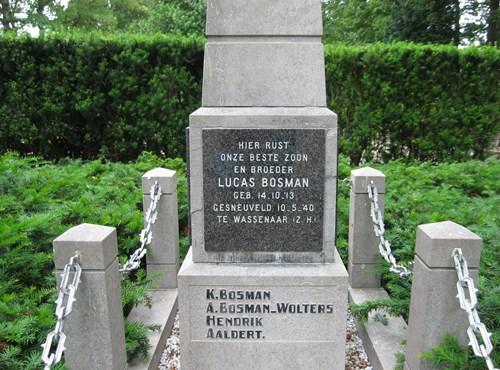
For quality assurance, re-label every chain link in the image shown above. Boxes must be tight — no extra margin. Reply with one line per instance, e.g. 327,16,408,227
41,254,82,369
120,182,162,275
453,248,497,370
367,181,412,279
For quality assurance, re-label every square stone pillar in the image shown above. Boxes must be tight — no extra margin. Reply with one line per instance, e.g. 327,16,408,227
404,221,482,370
53,224,127,370
348,167,385,288
142,168,179,288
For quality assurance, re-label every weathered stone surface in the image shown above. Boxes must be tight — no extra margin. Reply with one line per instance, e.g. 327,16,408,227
348,261,382,289
127,290,178,370
146,264,179,289
143,191,179,265
405,256,479,370
349,288,407,370
178,248,348,370
142,169,179,289
206,0,323,36
142,168,177,194
202,42,326,107
348,167,386,288
53,224,126,370
416,221,482,268
405,221,482,370
348,192,385,264
53,223,117,270
350,167,386,194
58,260,126,370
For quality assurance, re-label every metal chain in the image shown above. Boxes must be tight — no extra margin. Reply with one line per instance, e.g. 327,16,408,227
367,181,412,279
453,248,497,370
120,182,162,274
41,254,82,370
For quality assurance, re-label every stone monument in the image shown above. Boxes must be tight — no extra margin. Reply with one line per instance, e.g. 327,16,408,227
178,0,348,368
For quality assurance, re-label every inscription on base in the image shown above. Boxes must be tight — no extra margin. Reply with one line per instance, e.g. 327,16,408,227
203,288,334,341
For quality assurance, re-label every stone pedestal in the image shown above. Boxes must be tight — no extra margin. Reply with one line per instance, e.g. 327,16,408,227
142,168,179,288
404,221,482,370
179,248,348,370
348,167,386,288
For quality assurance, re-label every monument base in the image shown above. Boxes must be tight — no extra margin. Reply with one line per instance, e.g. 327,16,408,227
178,247,348,370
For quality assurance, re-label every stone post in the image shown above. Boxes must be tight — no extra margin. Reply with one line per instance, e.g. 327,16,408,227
142,168,179,289
348,167,385,288
52,223,127,370
405,221,482,370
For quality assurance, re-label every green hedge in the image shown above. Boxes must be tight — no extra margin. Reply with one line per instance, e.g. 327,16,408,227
0,33,203,161
1,36,499,163
325,43,500,164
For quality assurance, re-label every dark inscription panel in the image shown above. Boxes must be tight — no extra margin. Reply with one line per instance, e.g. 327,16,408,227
203,129,325,252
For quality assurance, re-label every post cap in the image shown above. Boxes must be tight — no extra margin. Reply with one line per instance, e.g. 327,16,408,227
416,221,482,268
350,167,386,193
53,224,117,270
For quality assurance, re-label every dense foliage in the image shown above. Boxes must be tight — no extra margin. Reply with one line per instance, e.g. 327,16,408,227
0,33,203,161
0,0,154,35
322,0,392,45
322,0,500,46
135,0,206,36
325,43,500,164
2,0,497,46
1,35,498,165
1,152,498,368
387,0,461,45
0,152,188,368
338,157,499,369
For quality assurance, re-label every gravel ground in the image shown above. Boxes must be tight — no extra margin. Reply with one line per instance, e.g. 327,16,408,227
158,311,372,370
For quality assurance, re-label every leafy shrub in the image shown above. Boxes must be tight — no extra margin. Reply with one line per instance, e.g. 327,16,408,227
325,43,500,164
0,152,188,368
125,321,160,364
341,156,499,367
420,333,492,370
0,33,203,161
1,37,499,164
0,154,498,368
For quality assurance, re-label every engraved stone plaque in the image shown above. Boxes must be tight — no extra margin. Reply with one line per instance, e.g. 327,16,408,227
195,286,338,341
203,129,325,252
